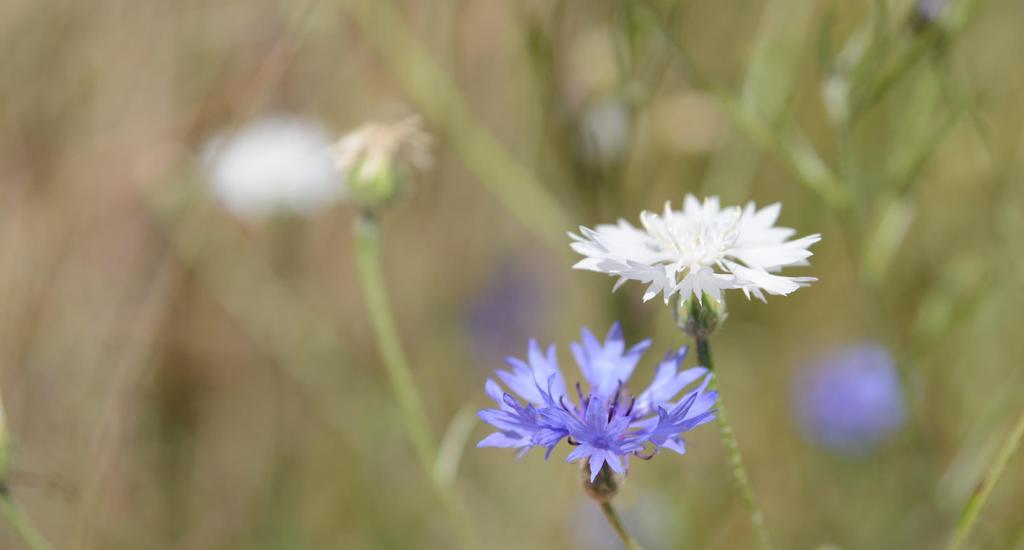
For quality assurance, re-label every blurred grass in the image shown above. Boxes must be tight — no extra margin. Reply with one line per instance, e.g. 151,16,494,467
0,0,1023,548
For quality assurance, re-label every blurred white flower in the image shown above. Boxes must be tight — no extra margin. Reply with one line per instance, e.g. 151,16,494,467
570,195,821,304
578,98,631,165
203,116,344,220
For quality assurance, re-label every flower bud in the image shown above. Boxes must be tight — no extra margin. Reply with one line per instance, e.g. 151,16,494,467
347,154,404,208
333,115,432,210
581,461,621,503
675,292,728,339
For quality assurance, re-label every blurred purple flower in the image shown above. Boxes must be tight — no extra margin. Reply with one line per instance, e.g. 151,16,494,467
464,262,548,363
478,323,717,481
913,0,947,26
794,342,907,454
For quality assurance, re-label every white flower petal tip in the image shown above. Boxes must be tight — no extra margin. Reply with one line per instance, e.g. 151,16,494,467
569,196,820,303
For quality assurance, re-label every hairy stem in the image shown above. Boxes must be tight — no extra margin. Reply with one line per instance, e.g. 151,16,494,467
948,408,1024,550
599,501,645,550
695,336,776,550
354,214,481,549
0,488,51,550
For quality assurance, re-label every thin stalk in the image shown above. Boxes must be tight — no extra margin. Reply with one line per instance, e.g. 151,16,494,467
0,489,51,550
338,0,571,251
695,336,776,550
849,29,943,119
948,408,1024,550
636,0,850,211
599,501,645,550
353,213,481,550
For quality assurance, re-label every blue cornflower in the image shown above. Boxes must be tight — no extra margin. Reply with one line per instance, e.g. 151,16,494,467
794,342,907,455
478,323,717,482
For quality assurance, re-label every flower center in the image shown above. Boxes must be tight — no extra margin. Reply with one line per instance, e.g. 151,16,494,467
647,207,741,269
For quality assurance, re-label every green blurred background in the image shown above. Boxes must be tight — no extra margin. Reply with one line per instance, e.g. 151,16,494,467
1,0,1023,548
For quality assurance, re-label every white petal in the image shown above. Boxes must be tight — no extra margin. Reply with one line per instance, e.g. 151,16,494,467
728,262,815,296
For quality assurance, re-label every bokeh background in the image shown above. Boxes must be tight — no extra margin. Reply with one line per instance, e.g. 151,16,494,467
1,0,1023,548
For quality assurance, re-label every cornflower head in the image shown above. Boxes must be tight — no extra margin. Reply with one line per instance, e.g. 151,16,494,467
794,342,907,455
569,195,820,306
477,323,717,488
333,115,432,209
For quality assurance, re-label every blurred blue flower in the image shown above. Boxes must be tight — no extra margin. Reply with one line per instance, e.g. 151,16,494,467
794,342,907,454
914,0,947,25
464,261,548,363
478,323,717,481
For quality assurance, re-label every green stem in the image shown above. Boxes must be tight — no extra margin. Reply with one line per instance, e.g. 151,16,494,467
0,489,51,550
695,336,776,550
849,29,943,119
338,0,571,251
636,0,850,211
353,214,481,550
598,501,645,550
948,408,1024,550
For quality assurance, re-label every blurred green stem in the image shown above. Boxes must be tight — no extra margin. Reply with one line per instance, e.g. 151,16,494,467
637,0,850,211
948,408,1024,550
695,336,776,550
353,213,482,550
599,501,645,550
850,28,943,119
338,0,571,251
0,489,51,550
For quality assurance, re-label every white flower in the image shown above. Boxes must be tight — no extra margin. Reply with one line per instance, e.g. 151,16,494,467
570,195,821,304
203,116,344,220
